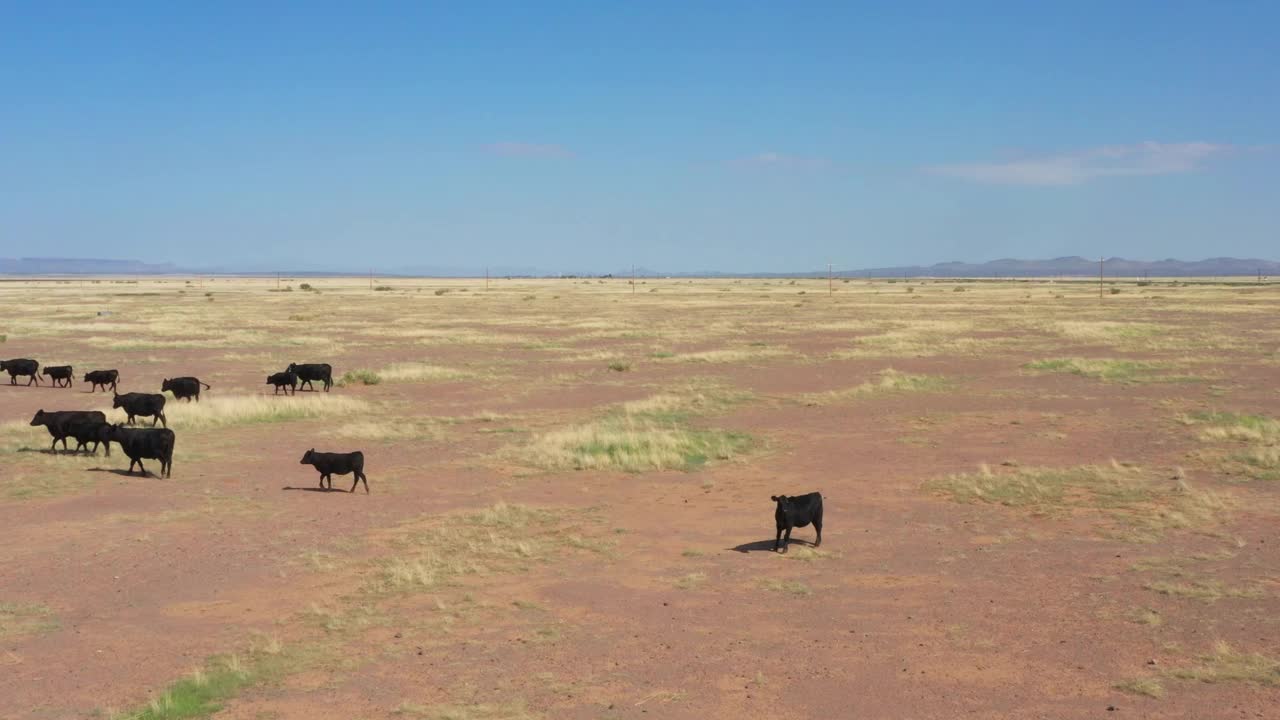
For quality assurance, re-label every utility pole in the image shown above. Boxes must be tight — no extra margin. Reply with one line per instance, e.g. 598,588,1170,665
828,263,833,295
485,267,489,291
276,271,280,290
1099,257,1104,300
632,264,636,294
369,269,373,290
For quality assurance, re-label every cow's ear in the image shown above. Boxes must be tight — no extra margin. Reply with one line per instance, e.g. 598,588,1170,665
770,495,779,502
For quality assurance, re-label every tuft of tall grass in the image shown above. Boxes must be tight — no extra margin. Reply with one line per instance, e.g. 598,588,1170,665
1168,642,1280,686
154,395,369,430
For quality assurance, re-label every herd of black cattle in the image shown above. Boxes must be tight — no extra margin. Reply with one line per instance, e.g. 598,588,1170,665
1,359,369,493
4,356,827,546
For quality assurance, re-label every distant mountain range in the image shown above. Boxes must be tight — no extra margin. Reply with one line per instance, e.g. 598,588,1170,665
3,255,1279,278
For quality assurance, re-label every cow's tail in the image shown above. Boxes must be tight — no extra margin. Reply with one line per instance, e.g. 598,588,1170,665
200,381,211,390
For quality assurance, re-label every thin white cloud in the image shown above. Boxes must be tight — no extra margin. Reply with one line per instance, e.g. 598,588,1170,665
928,142,1231,186
732,152,829,170
484,142,573,159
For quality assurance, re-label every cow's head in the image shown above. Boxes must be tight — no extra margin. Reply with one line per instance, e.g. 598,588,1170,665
161,378,172,391
29,410,46,426
266,376,274,384
300,448,315,464
770,495,788,504
287,363,298,372
111,393,123,408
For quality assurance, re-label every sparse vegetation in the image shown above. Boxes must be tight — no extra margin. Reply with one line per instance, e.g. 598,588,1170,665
338,369,382,386
925,462,1231,541
0,602,58,638
804,368,950,404
759,579,811,596
1024,358,1166,383
1114,676,1164,698
156,395,370,430
1169,642,1280,686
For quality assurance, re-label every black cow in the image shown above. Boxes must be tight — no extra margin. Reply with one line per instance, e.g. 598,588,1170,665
105,424,175,478
29,410,107,452
287,363,333,392
300,449,368,493
266,371,298,395
771,492,823,553
42,365,74,388
112,392,168,427
66,417,112,456
84,369,120,393
161,376,210,402
1,359,41,386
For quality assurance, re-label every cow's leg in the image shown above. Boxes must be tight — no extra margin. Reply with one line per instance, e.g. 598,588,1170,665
351,472,369,494
49,436,59,452
151,415,158,427
781,526,792,553
158,411,167,428
813,511,823,548
137,459,148,477
774,524,784,551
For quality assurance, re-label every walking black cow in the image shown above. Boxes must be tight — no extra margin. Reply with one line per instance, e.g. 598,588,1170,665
162,376,210,402
84,369,120,393
113,392,168,427
42,365,74,388
1,359,41,386
770,492,824,554
266,371,298,395
29,410,107,452
105,424,175,478
287,363,332,392
300,449,368,493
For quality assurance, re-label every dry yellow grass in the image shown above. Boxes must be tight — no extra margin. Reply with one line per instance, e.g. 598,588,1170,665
926,462,1231,541
157,395,370,430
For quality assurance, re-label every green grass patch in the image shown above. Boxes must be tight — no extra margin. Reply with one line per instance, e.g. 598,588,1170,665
117,637,294,720
337,369,382,386
1182,411,1280,480
1114,676,1164,698
1024,358,1167,383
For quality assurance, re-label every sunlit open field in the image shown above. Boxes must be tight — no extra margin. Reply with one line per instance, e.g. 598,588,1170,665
2,275,1279,719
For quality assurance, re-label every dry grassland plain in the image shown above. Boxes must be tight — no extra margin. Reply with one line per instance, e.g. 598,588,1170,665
1,275,1279,719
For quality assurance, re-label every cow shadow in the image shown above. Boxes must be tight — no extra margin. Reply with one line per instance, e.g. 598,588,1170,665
730,538,817,554
281,486,350,493
87,467,157,478
17,447,93,456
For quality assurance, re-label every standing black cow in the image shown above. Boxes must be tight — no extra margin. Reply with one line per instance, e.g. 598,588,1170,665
287,363,333,392
112,392,168,427
299,449,368,493
105,424,175,478
266,371,298,395
770,492,824,554
29,410,107,452
161,377,210,402
65,416,112,455
84,369,120,393
42,365,74,388
1,359,41,386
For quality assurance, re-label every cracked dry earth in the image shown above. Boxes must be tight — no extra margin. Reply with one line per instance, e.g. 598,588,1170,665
1,277,1279,719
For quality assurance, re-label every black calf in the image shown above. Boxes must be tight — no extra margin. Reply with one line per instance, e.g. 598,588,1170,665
771,492,823,553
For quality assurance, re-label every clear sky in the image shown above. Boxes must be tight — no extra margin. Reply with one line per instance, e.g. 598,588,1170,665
2,1,1277,273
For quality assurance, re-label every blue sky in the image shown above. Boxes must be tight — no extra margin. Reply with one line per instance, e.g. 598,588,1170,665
2,1,1277,272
